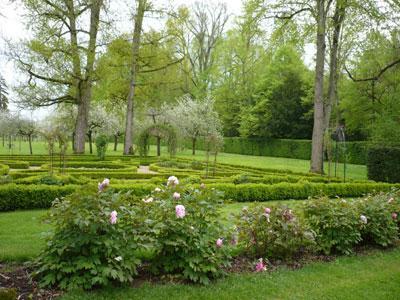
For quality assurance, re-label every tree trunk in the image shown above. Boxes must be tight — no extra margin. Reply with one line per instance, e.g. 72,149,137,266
324,2,345,131
28,134,33,155
114,134,118,151
192,137,196,155
310,0,329,174
124,0,146,155
74,98,90,154
72,132,75,151
88,130,93,154
157,136,161,156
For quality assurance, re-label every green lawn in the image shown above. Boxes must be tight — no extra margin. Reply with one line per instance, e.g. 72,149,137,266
62,248,400,300
0,141,367,180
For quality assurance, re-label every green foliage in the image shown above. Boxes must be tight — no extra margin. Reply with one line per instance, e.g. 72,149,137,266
0,184,78,211
0,288,17,300
95,135,108,160
236,205,315,259
34,187,151,290
150,184,231,284
367,147,400,183
0,163,9,175
303,198,362,255
0,160,29,169
356,194,399,247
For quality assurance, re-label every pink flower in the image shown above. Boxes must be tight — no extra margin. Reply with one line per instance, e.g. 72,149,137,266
200,183,206,189
98,178,110,192
392,212,398,220
264,207,271,214
175,205,186,218
360,215,367,224
230,235,238,245
167,176,179,186
255,258,267,272
216,238,223,248
110,210,117,224
173,192,181,200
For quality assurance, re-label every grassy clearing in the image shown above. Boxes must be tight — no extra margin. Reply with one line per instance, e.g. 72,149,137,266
0,209,50,262
61,248,400,300
0,141,367,180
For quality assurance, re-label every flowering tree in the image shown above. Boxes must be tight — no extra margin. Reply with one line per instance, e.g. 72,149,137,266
165,95,223,155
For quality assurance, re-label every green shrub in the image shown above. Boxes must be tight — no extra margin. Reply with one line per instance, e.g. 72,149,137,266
0,163,9,175
0,184,78,211
0,160,30,169
236,205,316,260
149,182,231,284
95,135,108,160
33,186,152,289
190,160,204,170
231,174,251,184
303,197,362,255
356,194,398,246
367,147,400,183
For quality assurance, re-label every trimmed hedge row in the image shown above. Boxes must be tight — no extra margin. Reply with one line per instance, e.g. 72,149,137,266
0,184,79,211
0,160,30,169
207,182,400,202
367,147,400,183
2,181,399,211
0,164,9,176
184,138,368,164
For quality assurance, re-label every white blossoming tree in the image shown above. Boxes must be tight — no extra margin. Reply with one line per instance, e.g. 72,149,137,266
165,95,223,155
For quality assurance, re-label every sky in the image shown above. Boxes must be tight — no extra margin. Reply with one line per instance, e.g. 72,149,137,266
0,0,313,121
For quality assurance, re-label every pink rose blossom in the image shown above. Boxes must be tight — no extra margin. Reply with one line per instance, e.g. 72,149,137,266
216,238,223,248
167,176,179,186
173,192,181,200
255,258,267,272
264,207,271,214
175,205,186,218
392,212,398,220
98,178,110,192
110,210,117,224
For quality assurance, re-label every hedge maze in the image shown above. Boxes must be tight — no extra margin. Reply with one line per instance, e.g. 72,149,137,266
1,154,399,211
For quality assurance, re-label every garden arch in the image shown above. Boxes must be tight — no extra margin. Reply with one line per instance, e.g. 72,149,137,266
138,124,177,157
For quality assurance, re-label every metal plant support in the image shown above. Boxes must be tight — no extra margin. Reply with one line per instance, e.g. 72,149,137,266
331,125,347,182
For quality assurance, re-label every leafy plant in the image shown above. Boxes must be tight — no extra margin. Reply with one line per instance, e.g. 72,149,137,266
235,205,315,260
303,197,361,255
33,185,152,290
149,181,231,284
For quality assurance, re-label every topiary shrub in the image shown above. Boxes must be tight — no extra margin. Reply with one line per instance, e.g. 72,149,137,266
235,205,316,260
95,135,109,160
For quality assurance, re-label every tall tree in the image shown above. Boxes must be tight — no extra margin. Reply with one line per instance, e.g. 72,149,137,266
0,75,8,111
13,0,105,154
124,0,149,155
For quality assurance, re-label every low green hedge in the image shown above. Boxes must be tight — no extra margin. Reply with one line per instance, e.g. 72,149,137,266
0,164,9,176
367,147,400,183
184,138,368,164
207,182,400,202
0,184,79,211
0,160,30,169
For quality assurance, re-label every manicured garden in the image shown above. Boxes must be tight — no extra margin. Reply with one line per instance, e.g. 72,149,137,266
0,147,399,299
